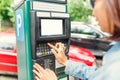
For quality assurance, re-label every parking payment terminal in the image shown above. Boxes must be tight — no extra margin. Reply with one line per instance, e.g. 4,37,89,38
31,11,70,79
14,0,70,80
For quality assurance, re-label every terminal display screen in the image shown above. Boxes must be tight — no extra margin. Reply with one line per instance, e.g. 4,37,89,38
41,19,63,36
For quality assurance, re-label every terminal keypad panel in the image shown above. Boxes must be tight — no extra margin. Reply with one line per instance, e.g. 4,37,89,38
33,55,55,79
33,55,55,70
36,40,69,58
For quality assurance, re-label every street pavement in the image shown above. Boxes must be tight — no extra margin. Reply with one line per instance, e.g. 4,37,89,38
0,75,17,80
0,75,76,80
0,75,75,80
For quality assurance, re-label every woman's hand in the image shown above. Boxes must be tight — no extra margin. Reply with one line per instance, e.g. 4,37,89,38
33,63,57,80
47,42,67,66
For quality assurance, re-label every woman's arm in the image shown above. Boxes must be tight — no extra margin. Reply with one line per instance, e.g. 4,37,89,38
48,42,98,79
65,60,97,79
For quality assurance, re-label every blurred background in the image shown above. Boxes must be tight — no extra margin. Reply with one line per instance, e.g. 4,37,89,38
0,0,93,32
0,0,14,32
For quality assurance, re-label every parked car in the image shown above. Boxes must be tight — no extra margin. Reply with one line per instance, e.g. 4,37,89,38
70,21,116,52
0,31,17,75
69,45,95,66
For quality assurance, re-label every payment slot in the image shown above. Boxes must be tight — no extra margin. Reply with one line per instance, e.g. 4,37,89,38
30,11,70,79
56,60,69,80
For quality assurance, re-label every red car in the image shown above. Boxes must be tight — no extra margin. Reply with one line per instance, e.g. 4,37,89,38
69,45,95,66
0,31,17,75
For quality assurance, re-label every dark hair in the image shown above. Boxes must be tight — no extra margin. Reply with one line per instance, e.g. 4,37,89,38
104,0,120,41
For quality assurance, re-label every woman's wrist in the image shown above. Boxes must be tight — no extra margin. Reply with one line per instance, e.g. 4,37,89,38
63,58,68,66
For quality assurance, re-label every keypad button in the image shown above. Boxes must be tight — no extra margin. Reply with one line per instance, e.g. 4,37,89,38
36,41,68,57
